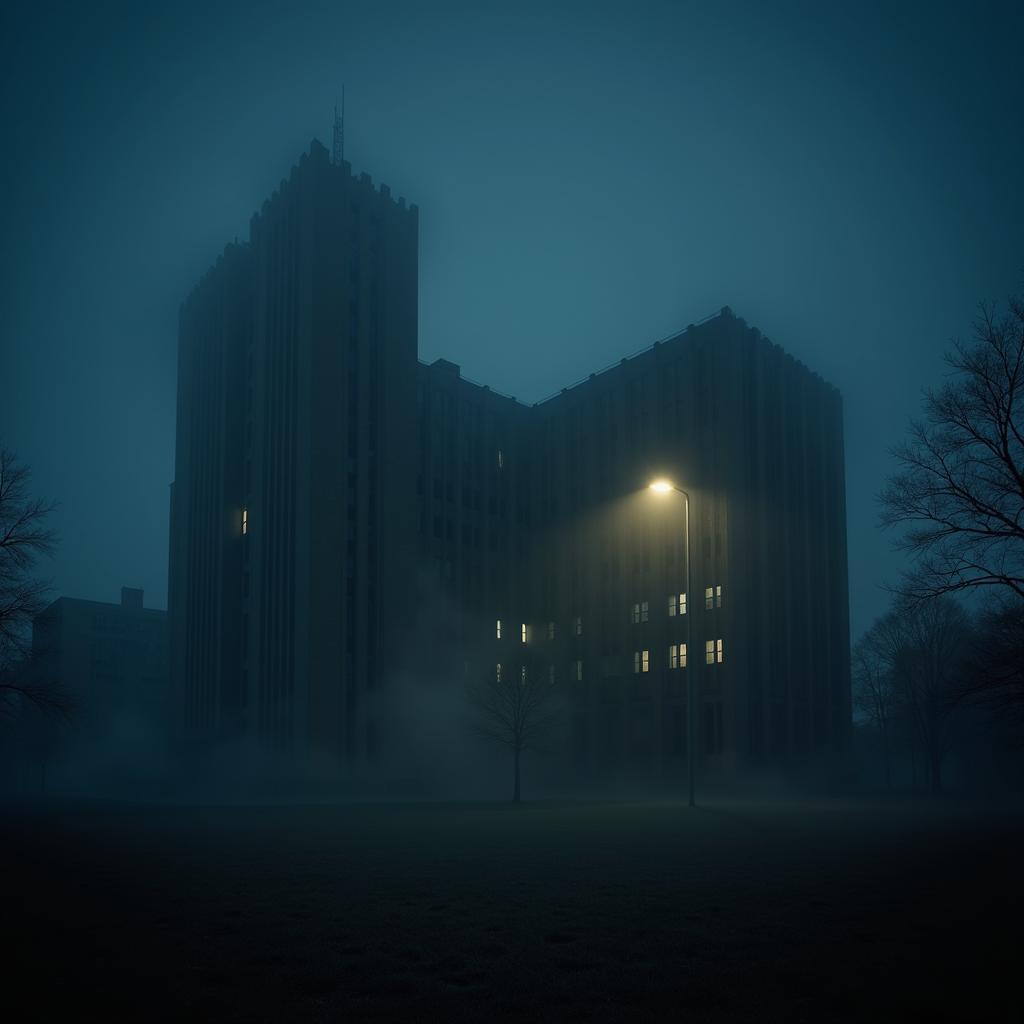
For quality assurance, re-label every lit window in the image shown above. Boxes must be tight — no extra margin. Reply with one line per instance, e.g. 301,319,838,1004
575,659,583,681
716,585,722,608
669,643,687,669
706,640,715,665
668,594,677,617
716,638,723,664
573,615,583,637
496,663,502,683
496,619,502,640
642,650,650,673
705,587,714,611
680,592,687,615
641,601,649,623
521,623,529,644
631,603,640,624
241,507,248,535
548,664,556,685
547,621,555,640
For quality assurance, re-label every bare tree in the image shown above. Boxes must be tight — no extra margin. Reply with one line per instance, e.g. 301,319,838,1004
880,298,1024,603
960,597,1024,741
852,621,901,790
860,600,971,794
468,663,559,802
903,599,972,794
0,448,68,719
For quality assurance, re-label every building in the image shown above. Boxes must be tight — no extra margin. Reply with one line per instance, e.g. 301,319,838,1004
29,587,169,790
170,138,850,788
417,319,850,788
170,139,417,770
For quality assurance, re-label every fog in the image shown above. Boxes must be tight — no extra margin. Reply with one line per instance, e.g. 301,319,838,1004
3,4,1024,1019
3,1,1024,640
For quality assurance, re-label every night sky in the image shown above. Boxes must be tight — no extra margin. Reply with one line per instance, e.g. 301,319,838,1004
3,0,1022,642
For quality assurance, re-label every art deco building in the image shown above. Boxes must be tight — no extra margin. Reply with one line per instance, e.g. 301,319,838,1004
170,138,850,786
170,139,417,768
417,318,850,786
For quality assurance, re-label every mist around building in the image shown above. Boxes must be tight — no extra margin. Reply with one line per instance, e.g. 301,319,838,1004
4,78,1024,1020
4,133,1021,808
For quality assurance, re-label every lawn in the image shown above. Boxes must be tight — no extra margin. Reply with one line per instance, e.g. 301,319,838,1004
4,798,1021,1022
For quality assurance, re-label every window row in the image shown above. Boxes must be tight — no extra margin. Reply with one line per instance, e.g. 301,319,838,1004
496,642,723,686
496,661,584,684
497,616,584,641
648,585,724,622
497,590,724,645
632,640,724,672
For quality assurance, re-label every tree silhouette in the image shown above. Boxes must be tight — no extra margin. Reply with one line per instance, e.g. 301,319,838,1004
881,298,1024,603
468,662,559,802
899,598,972,794
852,621,902,790
960,597,1024,743
0,448,68,719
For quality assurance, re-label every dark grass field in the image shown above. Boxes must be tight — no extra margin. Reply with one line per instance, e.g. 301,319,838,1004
4,798,1022,1022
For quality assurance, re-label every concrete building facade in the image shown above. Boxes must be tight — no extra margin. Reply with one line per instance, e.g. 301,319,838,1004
170,139,850,787
170,139,417,769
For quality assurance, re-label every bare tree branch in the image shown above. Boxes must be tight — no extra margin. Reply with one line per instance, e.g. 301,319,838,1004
0,447,64,718
880,298,1024,603
857,600,970,793
467,663,561,801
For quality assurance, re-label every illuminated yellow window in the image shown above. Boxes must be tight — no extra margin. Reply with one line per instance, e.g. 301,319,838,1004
670,643,687,669
521,623,529,644
716,638,723,663
575,659,583,681
642,650,650,673
242,507,248,535
496,619,502,639
680,592,687,615
706,640,715,665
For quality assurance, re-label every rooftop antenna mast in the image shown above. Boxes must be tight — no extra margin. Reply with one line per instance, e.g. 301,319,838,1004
332,88,345,166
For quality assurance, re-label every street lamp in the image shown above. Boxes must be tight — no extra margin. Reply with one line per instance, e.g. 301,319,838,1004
648,478,695,807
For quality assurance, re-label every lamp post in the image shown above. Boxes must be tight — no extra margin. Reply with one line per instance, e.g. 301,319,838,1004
649,479,695,807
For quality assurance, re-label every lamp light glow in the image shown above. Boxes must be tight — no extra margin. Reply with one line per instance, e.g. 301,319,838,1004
642,473,694,806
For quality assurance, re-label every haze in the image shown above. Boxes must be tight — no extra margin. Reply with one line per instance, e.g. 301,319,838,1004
3,0,1023,642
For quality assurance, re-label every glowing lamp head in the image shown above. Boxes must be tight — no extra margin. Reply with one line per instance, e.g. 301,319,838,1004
649,479,674,494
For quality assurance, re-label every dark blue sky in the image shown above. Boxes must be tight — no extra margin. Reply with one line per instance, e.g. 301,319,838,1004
2,0,1022,640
